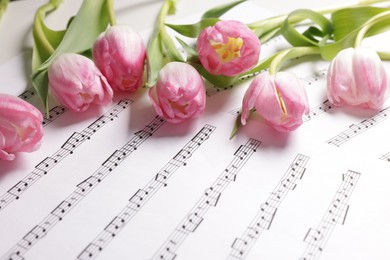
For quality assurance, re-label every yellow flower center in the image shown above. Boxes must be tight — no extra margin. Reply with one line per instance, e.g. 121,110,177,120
211,37,243,62
276,88,287,115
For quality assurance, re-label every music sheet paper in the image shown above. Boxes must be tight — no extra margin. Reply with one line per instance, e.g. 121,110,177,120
1,2,390,260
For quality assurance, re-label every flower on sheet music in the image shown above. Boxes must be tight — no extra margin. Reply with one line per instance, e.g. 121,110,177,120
196,20,261,77
241,71,309,132
0,94,44,161
148,62,206,123
93,25,147,92
327,47,389,109
48,53,114,112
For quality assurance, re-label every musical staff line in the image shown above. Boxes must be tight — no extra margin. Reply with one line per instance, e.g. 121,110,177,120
18,88,36,101
299,69,327,86
300,170,361,260
0,99,132,212
0,116,166,260
18,88,68,127
379,151,390,161
303,100,333,122
76,124,216,260
327,107,389,147
151,138,261,260
42,106,68,127
227,154,310,260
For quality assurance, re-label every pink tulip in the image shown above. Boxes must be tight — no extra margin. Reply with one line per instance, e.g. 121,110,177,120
0,94,44,161
241,71,309,132
48,53,113,112
197,20,260,77
327,47,389,109
93,25,147,92
148,62,206,123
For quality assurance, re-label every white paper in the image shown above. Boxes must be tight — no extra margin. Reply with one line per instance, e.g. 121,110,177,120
1,2,390,260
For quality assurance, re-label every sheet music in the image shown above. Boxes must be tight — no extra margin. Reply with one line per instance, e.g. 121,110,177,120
1,2,390,260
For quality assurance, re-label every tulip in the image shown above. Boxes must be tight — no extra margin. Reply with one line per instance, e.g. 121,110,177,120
327,47,389,109
241,71,309,132
48,53,113,112
197,20,260,77
93,25,147,92
0,94,44,161
148,62,206,123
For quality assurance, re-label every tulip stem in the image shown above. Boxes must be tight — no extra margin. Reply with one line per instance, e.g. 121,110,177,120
106,0,116,25
157,0,183,62
249,0,389,40
354,9,390,47
269,46,321,75
33,0,63,57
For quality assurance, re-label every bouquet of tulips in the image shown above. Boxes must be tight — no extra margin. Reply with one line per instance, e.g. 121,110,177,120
1,0,390,161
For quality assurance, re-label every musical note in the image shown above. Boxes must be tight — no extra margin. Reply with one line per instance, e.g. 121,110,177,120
0,99,132,213
0,115,166,259
204,187,222,206
301,170,361,260
75,125,216,259
178,212,204,234
151,138,260,260
77,243,103,260
303,99,333,122
327,107,390,146
42,106,67,126
18,88,35,100
226,154,310,260
104,217,126,237
51,200,73,220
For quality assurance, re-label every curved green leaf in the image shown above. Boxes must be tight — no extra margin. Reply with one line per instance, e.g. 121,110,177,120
190,62,237,88
321,10,390,60
165,18,219,38
201,0,246,19
32,0,112,111
331,6,388,40
175,37,198,62
281,9,333,47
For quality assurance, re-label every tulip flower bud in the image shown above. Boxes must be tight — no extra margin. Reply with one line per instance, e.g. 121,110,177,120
48,53,114,112
148,62,206,123
0,94,44,161
197,20,260,77
241,71,309,132
327,47,389,109
93,25,147,92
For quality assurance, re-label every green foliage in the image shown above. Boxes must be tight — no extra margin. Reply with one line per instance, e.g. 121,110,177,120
31,0,113,112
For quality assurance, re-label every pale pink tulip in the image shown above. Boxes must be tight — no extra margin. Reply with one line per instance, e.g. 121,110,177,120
197,20,260,77
148,62,206,123
327,47,389,109
48,53,113,112
241,71,309,132
93,25,147,92
0,94,44,161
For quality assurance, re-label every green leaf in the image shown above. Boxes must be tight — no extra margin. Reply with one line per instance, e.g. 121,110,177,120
146,33,165,87
331,6,387,41
32,0,64,72
190,62,238,88
201,0,246,19
0,0,9,21
175,37,199,62
146,0,181,87
32,0,111,111
165,18,219,38
321,9,390,60
230,111,242,140
281,9,333,47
